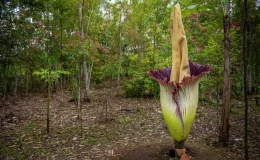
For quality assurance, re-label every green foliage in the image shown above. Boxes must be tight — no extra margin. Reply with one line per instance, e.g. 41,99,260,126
123,72,159,98
0,143,6,154
0,0,259,103
122,52,161,98
33,69,69,82
182,4,215,18
69,75,78,101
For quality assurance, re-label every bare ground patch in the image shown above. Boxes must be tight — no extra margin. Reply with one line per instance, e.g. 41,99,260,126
0,88,259,160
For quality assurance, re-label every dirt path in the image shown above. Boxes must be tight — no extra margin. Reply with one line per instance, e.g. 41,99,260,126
0,88,259,159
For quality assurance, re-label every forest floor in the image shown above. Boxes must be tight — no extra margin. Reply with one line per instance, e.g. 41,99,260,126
0,86,259,160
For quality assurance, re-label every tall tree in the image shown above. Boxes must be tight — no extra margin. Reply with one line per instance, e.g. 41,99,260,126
219,0,231,146
83,0,94,102
78,0,84,136
117,1,123,88
243,0,249,158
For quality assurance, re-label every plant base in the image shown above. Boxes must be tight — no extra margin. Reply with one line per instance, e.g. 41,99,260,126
174,140,185,149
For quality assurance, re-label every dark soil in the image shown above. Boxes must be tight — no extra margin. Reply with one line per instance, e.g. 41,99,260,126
0,87,259,160
115,142,230,160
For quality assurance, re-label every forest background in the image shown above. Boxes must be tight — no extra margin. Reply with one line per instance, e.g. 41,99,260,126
1,0,259,100
0,0,260,159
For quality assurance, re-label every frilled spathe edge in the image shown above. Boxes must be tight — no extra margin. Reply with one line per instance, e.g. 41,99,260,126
147,60,211,88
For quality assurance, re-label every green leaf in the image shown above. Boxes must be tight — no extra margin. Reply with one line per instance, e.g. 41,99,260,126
33,69,70,82
182,4,214,18
222,0,227,5
187,4,198,9
49,52,60,65
43,50,48,59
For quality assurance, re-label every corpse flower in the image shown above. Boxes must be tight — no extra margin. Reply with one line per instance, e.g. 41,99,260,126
148,4,210,149
148,61,210,148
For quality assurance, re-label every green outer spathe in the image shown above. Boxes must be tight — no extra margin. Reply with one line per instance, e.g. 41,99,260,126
159,81,199,142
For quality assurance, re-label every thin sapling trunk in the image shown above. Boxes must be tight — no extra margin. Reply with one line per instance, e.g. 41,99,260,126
243,0,249,159
47,76,51,133
26,68,29,94
83,61,90,102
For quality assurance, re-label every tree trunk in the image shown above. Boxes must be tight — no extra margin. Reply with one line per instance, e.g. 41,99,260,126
78,0,84,136
3,64,7,98
83,61,91,102
153,17,157,69
59,0,64,102
60,75,64,102
85,5,93,38
219,0,231,146
246,18,252,95
83,4,93,102
243,0,249,159
77,64,82,136
88,62,93,87
118,5,122,88
77,64,81,116
256,42,260,83
47,77,51,133
55,66,58,92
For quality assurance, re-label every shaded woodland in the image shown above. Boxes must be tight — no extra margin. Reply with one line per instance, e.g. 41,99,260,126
0,0,260,160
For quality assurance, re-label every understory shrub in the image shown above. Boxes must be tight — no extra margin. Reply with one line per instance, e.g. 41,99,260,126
122,73,159,98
